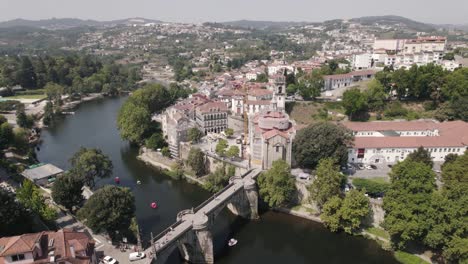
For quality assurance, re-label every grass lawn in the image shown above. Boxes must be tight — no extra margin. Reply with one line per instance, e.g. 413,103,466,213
286,101,346,129
394,251,429,264
4,94,46,100
365,227,390,240
366,177,390,184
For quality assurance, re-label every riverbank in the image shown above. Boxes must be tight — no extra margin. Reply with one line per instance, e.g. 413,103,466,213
137,147,205,185
275,204,432,264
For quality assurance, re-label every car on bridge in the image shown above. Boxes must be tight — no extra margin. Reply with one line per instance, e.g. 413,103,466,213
102,256,118,264
129,252,146,261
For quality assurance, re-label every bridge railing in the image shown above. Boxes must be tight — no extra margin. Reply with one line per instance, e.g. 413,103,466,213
193,169,254,213
150,219,183,247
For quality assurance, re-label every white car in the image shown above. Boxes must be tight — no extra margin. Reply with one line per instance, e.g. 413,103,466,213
103,256,118,264
129,252,146,261
365,165,373,170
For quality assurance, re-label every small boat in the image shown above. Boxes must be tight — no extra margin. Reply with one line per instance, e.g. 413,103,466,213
137,180,141,185
151,202,157,209
114,177,120,184
228,238,237,247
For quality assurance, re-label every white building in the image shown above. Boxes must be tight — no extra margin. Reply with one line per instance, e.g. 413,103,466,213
343,120,468,164
351,53,373,70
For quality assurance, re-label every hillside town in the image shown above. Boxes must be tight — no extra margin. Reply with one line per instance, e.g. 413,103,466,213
0,11,467,264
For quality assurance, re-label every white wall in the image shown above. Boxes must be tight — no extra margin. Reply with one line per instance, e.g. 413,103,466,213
348,146,466,164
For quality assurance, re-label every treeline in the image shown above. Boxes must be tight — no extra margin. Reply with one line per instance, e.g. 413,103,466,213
384,149,468,263
0,55,141,94
341,64,468,121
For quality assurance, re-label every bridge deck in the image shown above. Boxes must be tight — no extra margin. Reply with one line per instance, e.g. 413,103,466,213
145,169,261,262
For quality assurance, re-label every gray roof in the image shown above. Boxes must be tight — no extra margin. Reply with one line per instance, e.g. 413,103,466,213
22,164,63,180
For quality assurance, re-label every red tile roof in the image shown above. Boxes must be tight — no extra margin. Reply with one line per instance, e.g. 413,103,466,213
196,101,228,113
343,120,439,132
349,121,468,149
262,129,290,140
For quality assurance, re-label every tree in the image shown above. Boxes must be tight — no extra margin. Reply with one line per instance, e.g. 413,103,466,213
16,56,37,89
321,196,343,232
215,139,228,156
0,122,13,150
44,83,64,103
339,189,370,233
204,165,234,193
12,127,29,152
365,79,387,112
0,114,7,124
16,103,34,128
0,189,33,236
145,133,166,150
187,148,206,176
442,153,458,168
257,160,296,207
321,189,370,234
43,101,54,125
383,160,436,249
51,173,84,211
406,146,433,168
77,186,135,237
225,128,234,138
17,180,57,222
188,127,204,143
309,158,343,210
161,146,171,157
424,152,467,262
69,147,113,188
293,122,353,169
117,101,151,143
226,145,240,158
342,88,368,120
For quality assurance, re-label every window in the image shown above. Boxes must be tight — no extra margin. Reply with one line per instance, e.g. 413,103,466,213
11,254,25,262
276,146,280,152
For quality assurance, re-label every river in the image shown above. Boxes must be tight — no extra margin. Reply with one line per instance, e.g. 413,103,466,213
37,97,398,264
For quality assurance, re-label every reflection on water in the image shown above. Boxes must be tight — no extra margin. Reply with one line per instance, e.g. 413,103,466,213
38,97,397,264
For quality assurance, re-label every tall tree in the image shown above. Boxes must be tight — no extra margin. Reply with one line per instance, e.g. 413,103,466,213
339,189,370,233
16,180,57,222
52,173,84,211
293,122,352,169
406,146,433,168
258,160,296,207
77,186,135,237
16,56,37,89
309,158,343,210
0,189,33,236
69,147,113,188
187,148,206,176
342,88,368,120
117,101,151,143
383,160,436,249
188,127,204,143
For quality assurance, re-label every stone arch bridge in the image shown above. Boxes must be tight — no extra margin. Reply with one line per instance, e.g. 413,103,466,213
143,169,261,264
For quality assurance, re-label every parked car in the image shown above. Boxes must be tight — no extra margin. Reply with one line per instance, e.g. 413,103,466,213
103,256,118,264
357,164,365,170
370,165,377,170
129,252,146,261
387,164,393,168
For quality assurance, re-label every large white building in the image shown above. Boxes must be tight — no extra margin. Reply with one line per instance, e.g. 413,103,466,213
343,120,468,164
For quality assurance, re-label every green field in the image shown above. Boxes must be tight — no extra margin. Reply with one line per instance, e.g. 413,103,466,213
394,251,429,264
365,227,390,240
4,94,46,100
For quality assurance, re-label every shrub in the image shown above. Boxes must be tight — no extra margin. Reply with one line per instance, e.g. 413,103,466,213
352,178,390,197
384,102,408,118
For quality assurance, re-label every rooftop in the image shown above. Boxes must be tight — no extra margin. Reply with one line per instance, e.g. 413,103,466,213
21,164,63,181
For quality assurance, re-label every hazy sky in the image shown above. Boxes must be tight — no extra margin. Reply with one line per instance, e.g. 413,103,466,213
2,0,468,24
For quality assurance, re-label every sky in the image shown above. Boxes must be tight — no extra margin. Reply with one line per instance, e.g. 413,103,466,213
1,0,468,25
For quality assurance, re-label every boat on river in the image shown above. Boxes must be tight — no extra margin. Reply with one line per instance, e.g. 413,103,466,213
228,238,237,247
